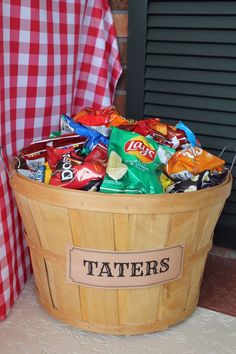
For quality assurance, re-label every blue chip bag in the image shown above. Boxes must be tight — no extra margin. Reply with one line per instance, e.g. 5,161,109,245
176,121,200,147
61,114,109,150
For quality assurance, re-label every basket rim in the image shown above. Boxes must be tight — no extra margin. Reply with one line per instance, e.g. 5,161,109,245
9,159,233,214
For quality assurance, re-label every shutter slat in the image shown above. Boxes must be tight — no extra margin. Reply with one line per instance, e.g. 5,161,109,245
147,29,236,43
222,191,235,204
196,135,236,152
148,2,236,15
218,213,236,228
146,67,236,85
145,80,236,99
224,203,236,214
145,92,236,113
148,15,236,29
146,54,236,72
144,104,236,126
147,42,236,58
127,0,236,241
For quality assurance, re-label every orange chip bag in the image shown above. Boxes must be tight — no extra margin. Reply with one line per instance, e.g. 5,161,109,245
73,106,135,128
72,106,135,137
107,113,135,127
165,147,225,181
73,106,118,126
149,122,169,136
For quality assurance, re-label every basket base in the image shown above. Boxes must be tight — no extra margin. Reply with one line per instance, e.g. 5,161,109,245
36,289,198,335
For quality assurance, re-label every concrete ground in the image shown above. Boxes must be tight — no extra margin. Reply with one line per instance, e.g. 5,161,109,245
0,275,235,354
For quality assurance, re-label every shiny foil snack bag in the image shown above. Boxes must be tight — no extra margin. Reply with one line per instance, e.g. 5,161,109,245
20,134,86,171
73,106,135,137
61,114,109,150
166,168,229,193
118,119,194,150
148,121,189,149
49,157,106,191
165,147,225,181
85,143,108,165
17,162,52,183
46,145,84,171
49,146,106,191
100,127,175,194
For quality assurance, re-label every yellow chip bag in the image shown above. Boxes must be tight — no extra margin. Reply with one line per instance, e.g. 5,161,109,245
160,173,173,191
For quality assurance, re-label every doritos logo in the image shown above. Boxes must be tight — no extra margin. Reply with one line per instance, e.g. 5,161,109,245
124,136,156,163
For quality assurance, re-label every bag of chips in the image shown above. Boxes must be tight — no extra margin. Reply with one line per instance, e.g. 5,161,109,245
61,114,109,150
166,168,229,193
85,143,108,165
165,147,225,181
20,134,86,171
17,162,52,184
119,119,190,150
46,145,84,171
100,127,175,194
151,123,189,149
72,106,135,137
48,143,107,191
49,157,105,191
160,173,173,191
175,121,200,148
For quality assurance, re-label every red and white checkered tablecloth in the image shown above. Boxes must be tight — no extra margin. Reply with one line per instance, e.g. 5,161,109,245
0,0,122,321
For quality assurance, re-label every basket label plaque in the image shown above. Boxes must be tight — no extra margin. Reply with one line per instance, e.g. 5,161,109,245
66,244,184,289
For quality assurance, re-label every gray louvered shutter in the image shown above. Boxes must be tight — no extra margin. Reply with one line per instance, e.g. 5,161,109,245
127,0,236,248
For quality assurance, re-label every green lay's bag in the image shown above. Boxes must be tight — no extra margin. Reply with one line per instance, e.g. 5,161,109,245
100,127,175,194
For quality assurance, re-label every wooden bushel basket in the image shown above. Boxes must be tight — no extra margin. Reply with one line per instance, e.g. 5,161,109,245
10,163,232,335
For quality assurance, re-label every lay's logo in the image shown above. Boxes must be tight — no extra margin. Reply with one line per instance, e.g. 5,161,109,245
124,136,156,163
